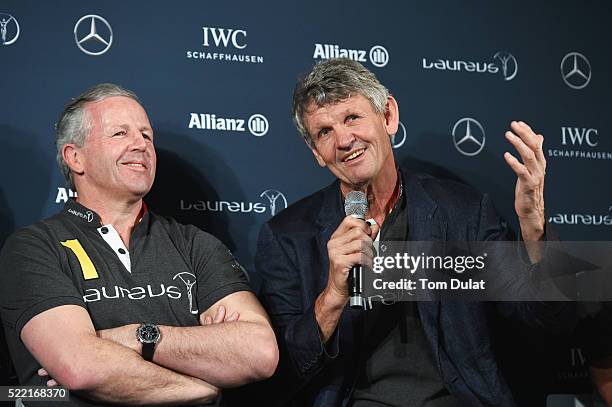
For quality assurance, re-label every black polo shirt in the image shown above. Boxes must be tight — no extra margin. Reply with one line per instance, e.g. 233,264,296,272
0,200,251,397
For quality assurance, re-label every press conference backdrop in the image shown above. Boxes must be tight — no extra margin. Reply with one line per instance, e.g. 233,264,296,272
1,0,611,405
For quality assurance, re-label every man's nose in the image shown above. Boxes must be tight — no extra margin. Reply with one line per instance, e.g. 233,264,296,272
335,126,355,150
128,130,147,150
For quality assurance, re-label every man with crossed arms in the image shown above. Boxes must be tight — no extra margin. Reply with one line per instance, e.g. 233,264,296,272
0,83,278,405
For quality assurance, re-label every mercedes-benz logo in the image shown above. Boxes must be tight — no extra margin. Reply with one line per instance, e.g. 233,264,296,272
391,121,406,149
561,52,591,90
260,189,288,216
74,15,113,56
493,51,518,81
0,13,19,45
452,118,486,156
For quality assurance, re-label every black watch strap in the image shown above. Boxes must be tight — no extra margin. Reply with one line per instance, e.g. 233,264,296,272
137,323,160,361
142,342,155,361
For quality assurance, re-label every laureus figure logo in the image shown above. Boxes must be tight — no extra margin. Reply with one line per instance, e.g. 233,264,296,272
0,13,19,45
493,52,518,81
173,272,198,314
260,189,288,216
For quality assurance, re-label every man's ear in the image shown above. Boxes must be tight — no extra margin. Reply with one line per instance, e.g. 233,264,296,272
383,95,399,136
62,144,85,175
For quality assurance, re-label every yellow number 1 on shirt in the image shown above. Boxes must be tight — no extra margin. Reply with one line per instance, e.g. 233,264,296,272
60,239,99,280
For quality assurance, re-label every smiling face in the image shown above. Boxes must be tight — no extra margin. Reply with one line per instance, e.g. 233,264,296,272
71,96,156,202
303,94,399,191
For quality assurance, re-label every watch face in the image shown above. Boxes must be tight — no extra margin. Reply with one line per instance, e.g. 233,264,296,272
137,324,160,344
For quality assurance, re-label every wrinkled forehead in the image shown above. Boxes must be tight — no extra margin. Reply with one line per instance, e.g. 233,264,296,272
303,95,376,136
305,93,376,116
302,98,341,127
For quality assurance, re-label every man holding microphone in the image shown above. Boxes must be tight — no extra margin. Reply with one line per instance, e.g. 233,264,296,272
255,58,572,406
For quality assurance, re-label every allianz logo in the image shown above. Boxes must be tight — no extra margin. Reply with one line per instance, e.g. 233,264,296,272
181,189,288,216
422,51,517,81
189,113,269,137
313,43,389,68
549,207,612,226
315,43,367,62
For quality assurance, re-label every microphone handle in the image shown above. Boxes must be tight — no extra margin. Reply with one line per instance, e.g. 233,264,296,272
349,264,364,309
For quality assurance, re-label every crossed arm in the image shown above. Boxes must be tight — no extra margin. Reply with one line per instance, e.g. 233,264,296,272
95,291,278,388
22,291,278,404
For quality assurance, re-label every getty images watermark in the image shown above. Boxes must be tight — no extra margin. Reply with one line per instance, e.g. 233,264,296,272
357,240,612,306
372,249,487,291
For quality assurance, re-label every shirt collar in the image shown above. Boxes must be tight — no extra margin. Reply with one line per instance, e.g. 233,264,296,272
63,199,102,227
62,199,150,229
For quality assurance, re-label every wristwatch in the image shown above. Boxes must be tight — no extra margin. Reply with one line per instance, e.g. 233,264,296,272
136,323,161,361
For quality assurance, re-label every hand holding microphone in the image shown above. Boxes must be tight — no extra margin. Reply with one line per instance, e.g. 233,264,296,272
325,191,378,309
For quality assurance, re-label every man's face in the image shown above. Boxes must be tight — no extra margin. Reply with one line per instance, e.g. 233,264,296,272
303,94,398,190
76,96,156,201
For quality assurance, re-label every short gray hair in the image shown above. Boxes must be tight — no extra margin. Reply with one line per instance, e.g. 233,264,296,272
292,58,390,147
56,83,141,189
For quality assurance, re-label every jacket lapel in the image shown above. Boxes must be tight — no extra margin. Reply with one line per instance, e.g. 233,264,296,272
314,180,344,293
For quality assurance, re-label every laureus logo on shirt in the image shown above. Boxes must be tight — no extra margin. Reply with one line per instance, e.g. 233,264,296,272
67,208,94,223
83,283,183,303
82,276,199,315
173,272,198,314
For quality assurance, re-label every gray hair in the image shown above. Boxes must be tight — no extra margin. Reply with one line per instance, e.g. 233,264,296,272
55,83,141,189
292,58,390,147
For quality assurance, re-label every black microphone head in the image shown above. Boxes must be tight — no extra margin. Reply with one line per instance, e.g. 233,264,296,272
344,191,368,220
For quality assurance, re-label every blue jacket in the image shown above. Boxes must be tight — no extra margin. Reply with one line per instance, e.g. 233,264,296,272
255,171,575,407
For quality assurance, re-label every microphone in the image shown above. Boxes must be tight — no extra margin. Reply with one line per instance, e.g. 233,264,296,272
344,191,368,309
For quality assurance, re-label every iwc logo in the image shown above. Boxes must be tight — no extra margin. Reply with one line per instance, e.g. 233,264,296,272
547,126,611,161
186,26,264,64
